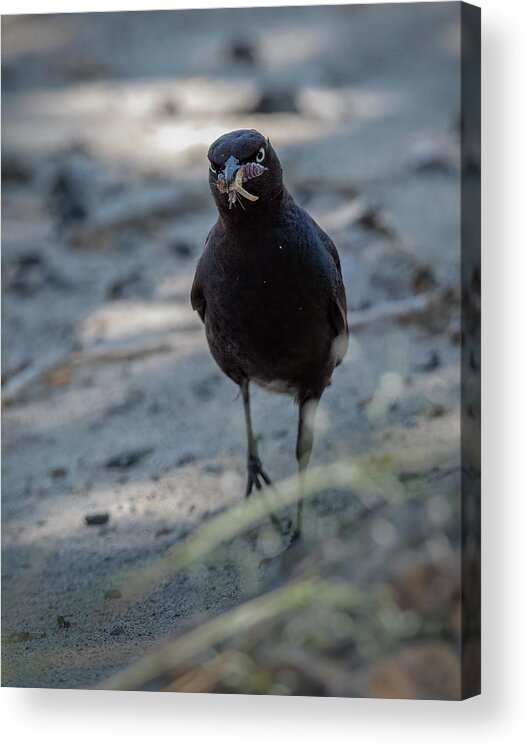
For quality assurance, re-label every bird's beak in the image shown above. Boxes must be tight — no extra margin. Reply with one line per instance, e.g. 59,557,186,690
223,155,240,186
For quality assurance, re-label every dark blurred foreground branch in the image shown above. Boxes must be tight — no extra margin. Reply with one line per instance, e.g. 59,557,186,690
110,438,456,604
99,576,361,691
116,458,400,602
16,440,457,687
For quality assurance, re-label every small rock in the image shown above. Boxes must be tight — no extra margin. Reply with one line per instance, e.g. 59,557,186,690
417,351,441,372
85,512,110,526
57,615,72,630
427,404,446,418
110,626,125,637
104,588,122,600
412,267,436,294
15,252,42,269
177,453,196,466
105,448,152,469
228,40,257,65
252,88,298,114
358,206,395,239
169,240,193,257
48,162,90,225
50,466,67,479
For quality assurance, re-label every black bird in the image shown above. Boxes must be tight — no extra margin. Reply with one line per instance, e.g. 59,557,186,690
191,129,348,539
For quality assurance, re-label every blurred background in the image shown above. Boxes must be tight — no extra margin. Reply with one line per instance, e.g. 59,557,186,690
2,3,475,697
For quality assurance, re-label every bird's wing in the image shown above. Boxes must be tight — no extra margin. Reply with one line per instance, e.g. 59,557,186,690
190,267,206,323
323,234,349,366
323,233,348,332
302,210,348,363
190,227,214,323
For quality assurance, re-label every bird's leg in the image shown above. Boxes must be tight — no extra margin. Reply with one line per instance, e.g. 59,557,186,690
241,381,281,530
292,398,319,542
241,380,270,494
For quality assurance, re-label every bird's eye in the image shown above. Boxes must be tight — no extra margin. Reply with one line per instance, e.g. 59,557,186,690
256,147,266,163
209,162,217,173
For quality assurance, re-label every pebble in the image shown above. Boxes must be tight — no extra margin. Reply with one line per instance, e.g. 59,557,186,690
105,448,152,469
417,351,441,372
84,512,110,526
169,240,193,257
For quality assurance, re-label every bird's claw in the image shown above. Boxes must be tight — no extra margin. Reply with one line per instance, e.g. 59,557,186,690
290,528,302,545
245,455,286,534
245,454,272,497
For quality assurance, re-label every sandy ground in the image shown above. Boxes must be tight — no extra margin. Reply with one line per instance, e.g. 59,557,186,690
2,3,467,692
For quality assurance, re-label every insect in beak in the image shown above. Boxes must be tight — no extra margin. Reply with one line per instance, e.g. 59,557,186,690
216,160,267,209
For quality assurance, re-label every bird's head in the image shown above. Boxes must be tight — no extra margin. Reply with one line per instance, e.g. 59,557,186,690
207,129,283,215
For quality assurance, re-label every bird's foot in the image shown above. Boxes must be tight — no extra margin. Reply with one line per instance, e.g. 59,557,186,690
289,528,302,545
245,454,272,497
246,455,286,533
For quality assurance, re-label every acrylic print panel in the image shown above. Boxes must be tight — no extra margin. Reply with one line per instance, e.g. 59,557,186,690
1,2,480,699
